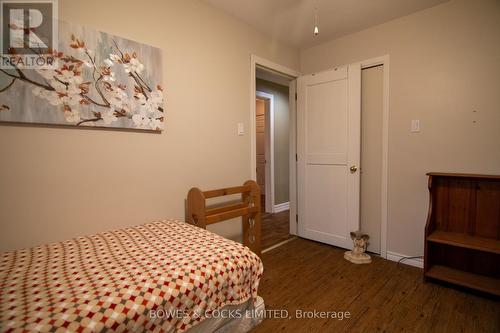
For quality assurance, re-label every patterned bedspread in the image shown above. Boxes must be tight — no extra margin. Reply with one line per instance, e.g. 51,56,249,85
0,220,263,332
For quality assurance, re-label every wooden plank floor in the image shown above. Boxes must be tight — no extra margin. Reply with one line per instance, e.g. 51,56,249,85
261,210,293,249
252,238,500,333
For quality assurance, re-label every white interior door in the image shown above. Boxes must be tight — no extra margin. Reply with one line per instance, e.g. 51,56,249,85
297,64,361,249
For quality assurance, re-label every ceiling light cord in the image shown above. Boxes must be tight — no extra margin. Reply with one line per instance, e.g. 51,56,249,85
313,5,319,36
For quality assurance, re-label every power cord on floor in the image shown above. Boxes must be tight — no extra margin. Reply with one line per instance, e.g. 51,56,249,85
397,255,423,266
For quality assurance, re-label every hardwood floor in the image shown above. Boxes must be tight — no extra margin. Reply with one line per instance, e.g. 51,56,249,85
252,238,500,333
261,210,293,249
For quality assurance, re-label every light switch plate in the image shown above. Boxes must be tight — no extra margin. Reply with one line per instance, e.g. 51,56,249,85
237,122,244,136
411,120,420,133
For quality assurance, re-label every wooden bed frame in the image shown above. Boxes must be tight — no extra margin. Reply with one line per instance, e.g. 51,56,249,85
186,180,262,257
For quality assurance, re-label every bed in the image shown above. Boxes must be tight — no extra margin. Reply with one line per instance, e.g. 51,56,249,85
0,181,264,333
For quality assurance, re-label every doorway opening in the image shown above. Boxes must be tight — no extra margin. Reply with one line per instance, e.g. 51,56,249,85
251,56,299,251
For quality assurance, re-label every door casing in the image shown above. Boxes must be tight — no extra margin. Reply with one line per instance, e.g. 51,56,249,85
250,55,300,234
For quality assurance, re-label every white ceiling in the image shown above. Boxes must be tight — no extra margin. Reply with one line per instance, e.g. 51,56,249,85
202,0,449,48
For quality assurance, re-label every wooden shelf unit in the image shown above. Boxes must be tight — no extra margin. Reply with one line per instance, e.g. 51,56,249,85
424,173,500,296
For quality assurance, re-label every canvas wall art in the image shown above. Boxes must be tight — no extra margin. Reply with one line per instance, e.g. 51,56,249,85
0,21,164,131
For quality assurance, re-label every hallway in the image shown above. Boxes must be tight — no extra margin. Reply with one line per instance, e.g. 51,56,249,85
261,196,292,249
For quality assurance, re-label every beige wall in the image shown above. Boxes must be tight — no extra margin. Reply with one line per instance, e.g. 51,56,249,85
0,0,299,251
300,0,500,257
2,0,498,257
256,79,290,205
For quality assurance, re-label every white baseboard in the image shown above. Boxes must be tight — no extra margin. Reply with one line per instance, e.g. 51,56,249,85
273,201,290,213
386,251,423,268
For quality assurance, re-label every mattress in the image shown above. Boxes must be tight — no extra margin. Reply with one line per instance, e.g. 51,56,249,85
0,220,264,332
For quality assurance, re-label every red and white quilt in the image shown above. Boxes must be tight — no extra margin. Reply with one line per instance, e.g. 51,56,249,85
0,220,263,332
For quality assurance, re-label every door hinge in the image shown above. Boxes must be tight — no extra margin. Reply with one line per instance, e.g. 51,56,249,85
295,214,298,223
295,153,298,162
295,92,297,101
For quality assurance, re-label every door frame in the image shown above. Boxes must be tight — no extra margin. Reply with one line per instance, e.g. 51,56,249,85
255,90,275,213
250,54,389,253
360,55,390,259
250,55,300,233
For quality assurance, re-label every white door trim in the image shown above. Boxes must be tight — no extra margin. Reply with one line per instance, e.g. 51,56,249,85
256,90,275,213
250,55,300,234
360,55,390,259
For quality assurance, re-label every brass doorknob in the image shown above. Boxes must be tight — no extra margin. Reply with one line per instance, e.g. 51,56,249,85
350,165,358,173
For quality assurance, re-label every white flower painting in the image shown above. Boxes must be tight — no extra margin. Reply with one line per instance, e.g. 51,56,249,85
0,21,164,131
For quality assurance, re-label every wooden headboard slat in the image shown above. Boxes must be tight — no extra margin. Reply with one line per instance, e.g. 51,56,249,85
205,202,248,216
206,206,259,225
204,185,252,198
